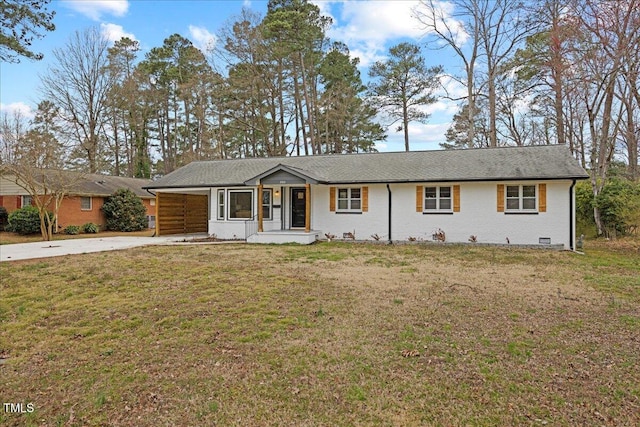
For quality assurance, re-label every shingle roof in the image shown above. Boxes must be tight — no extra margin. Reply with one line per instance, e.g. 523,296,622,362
145,145,589,189
8,169,153,198
70,173,153,198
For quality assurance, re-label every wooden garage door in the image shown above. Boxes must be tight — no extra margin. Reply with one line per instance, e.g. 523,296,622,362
157,193,208,235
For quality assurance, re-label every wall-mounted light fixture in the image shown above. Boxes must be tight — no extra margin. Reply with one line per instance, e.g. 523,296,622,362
274,190,280,197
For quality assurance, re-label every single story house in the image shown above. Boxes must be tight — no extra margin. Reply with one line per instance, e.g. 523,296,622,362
0,169,155,230
144,145,589,249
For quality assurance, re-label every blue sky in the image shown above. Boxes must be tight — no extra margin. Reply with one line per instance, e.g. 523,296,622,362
0,0,465,152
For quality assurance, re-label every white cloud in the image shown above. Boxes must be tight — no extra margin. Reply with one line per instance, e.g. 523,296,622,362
412,0,469,47
0,102,35,119
314,1,470,71
348,44,387,68
188,25,217,54
331,1,424,43
383,122,451,152
314,0,424,67
62,0,129,21
100,23,136,43
438,75,467,101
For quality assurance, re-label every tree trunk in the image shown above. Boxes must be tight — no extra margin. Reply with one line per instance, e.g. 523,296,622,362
299,52,316,155
403,101,410,151
488,70,497,147
467,71,476,147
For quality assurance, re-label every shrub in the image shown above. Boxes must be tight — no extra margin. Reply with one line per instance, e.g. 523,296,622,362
576,178,640,236
82,222,99,234
6,206,51,235
64,225,80,235
0,206,8,231
101,189,148,232
597,177,640,235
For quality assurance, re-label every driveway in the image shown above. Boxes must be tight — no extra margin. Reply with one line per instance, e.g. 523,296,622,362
0,236,192,262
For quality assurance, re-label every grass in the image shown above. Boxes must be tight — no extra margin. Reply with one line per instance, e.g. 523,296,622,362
0,240,639,426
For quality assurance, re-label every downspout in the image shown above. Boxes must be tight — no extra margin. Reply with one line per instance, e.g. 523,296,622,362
386,184,392,244
146,189,157,237
569,180,576,251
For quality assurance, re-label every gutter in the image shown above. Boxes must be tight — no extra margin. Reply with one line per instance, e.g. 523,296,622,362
144,175,589,190
569,180,576,251
386,184,392,244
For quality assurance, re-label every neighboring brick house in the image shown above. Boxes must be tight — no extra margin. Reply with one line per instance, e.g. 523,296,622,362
0,170,155,231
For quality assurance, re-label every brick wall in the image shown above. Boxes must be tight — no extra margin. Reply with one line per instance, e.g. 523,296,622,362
0,195,20,211
1,194,155,231
56,196,155,229
55,196,107,229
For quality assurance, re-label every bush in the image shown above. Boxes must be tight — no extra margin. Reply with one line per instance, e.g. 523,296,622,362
576,177,640,236
6,206,52,235
0,206,8,231
64,225,80,235
82,222,99,234
101,189,148,232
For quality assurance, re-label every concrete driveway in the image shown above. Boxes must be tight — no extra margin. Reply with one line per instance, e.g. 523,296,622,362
0,236,191,262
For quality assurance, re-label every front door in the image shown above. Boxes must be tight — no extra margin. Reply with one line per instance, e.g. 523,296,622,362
291,188,306,228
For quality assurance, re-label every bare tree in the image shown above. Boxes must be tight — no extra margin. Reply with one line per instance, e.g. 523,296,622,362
414,0,538,147
39,27,115,173
414,0,481,147
0,102,84,240
573,0,640,234
478,0,538,147
0,109,28,164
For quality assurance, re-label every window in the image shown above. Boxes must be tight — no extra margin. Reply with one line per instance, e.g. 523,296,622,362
217,190,225,220
262,189,272,220
228,190,253,219
80,197,92,211
424,186,452,211
506,185,536,211
337,188,361,211
21,195,33,207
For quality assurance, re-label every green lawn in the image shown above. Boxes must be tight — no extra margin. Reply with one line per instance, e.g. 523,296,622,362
1,241,639,426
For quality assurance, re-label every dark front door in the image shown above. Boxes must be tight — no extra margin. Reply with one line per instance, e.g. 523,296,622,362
291,188,306,228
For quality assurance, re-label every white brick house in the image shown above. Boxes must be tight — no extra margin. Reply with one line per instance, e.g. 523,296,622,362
145,145,588,249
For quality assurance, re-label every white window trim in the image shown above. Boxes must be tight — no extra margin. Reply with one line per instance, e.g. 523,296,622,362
262,188,273,221
21,195,33,207
336,187,362,212
505,184,537,212
423,186,453,212
227,189,254,220
217,189,225,220
80,196,92,211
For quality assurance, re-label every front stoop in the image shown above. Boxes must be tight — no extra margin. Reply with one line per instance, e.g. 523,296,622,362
247,230,321,244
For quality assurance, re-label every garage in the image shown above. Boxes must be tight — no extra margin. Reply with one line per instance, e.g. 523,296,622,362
156,193,208,236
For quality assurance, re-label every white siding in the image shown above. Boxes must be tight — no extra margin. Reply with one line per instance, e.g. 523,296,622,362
312,185,388,240
205,180,576,248
312,181,575,248
207,186,283,239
